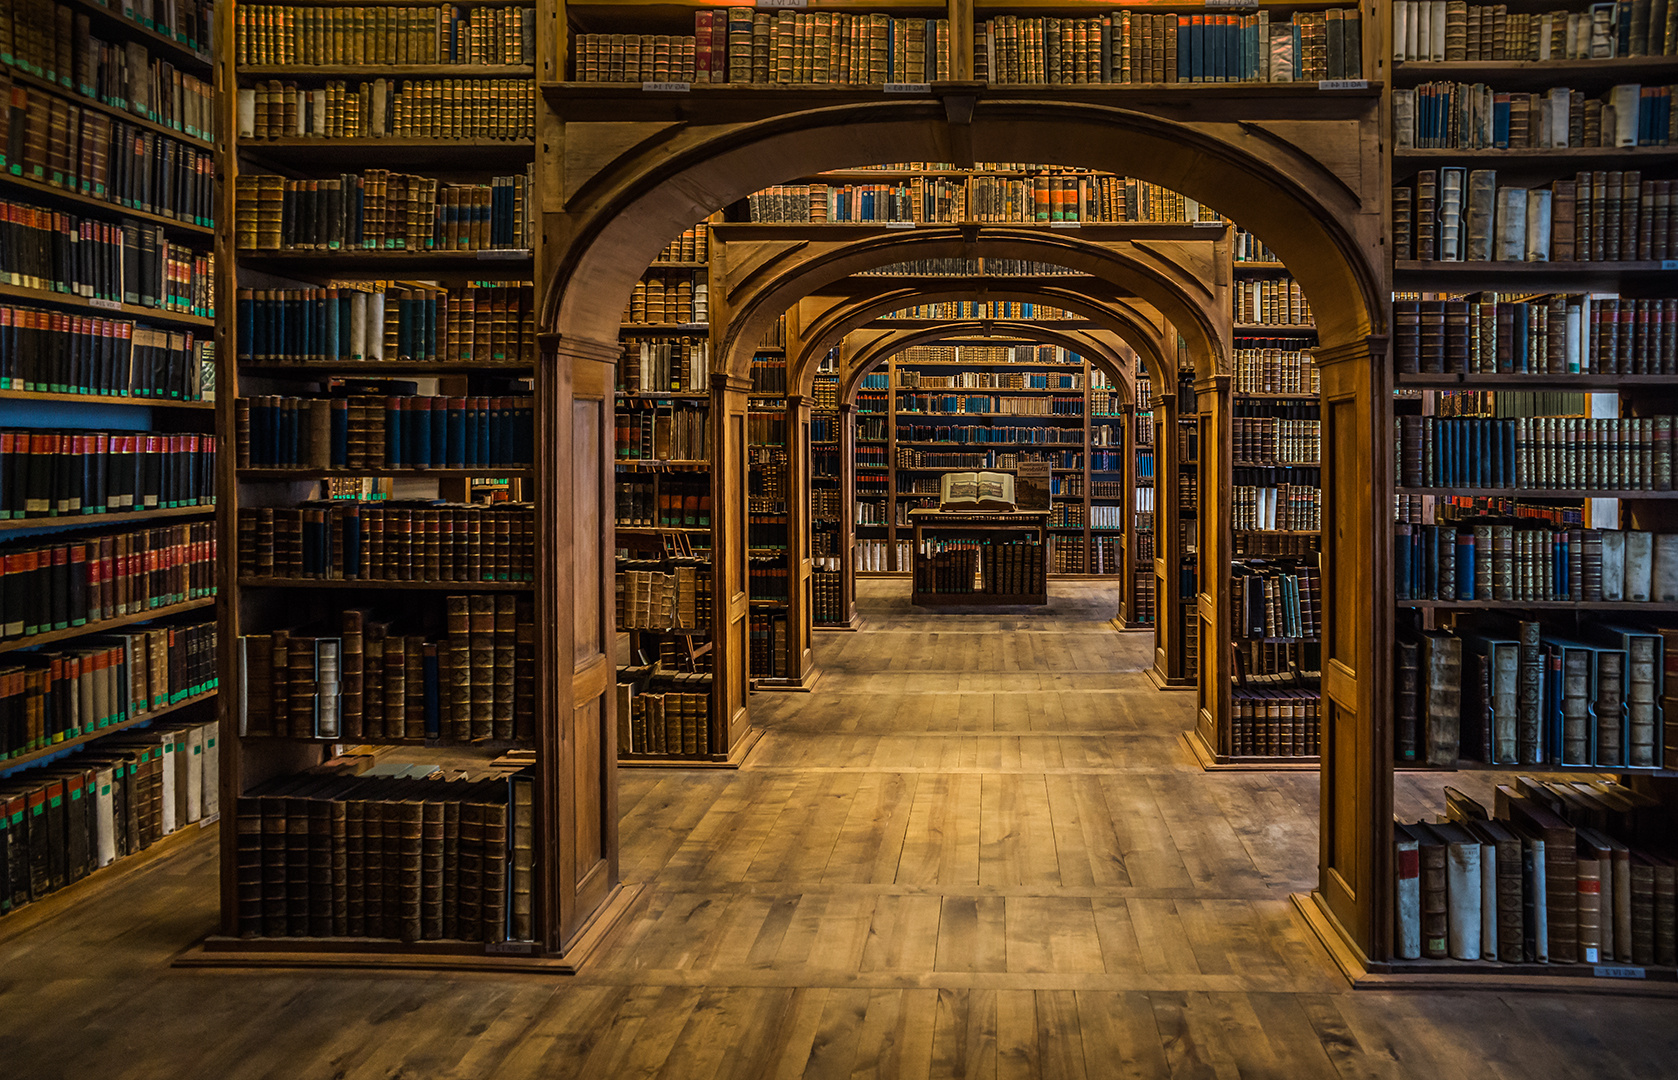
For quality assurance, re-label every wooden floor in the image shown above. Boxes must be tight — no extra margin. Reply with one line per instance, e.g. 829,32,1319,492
3,580,1675,1079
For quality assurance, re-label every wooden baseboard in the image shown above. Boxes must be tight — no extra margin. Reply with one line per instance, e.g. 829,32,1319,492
1180,729,1321,771
1109,616,1154,633
1290,891,1678,996
751,666,823,693
174,883,645,975
1145,666,1195,692
0,821,210,945
618,725,764,770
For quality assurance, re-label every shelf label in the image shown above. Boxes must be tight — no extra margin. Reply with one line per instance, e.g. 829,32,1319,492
477,249,531,261
758,0,807,8
1205,0,1259,8
1317,79,1369,90
884,82,931,94
199,813,220,828
677,321,707,330
1663,260,1678,270
1593,965,1646,979
486,941,535,955
885,221,916,229
88,297,124,311
1048,220,1081,228
642,81,691,93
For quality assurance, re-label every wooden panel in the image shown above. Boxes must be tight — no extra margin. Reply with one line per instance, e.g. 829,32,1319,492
574,696,606,871
574,400,603,663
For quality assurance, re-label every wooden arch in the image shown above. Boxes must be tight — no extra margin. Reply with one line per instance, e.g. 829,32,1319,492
543,95,1383,353
788,284,1172,397
834,322,1134,405
711,227,1227,387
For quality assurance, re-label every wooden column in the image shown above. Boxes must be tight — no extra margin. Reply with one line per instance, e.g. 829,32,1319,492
839,400,860,626
1150,389,1189,689
711,372,754,748
786,393,816,679
1194,373,1234,753
1311,334,1393,963
537,336,622,952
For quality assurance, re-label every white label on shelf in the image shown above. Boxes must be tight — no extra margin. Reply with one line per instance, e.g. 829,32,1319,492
1317,79,1369,90
642,81,691,93
477,249,531,261
199,813,220,828
678,322,707,330
486,941,535,955
758,0,807,8
1205,0,1258,8
884,82,931,94
1663,260,1678,270
1048,220,1081,228
1593,965,1646,979
87,297,124,311
885,221,916,229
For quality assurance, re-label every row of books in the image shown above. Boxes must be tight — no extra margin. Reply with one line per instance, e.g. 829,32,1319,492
895,393,1084,416
1231,686,1321,758
613,477,711,530
233,4,536,67
1396,523,1678,603
1397,619,1667,768
895,447,1088,470
623,277,707,326
1232,482,1322,532
1395,168,1678,263
915,539,1047,597
1234,278,1314,327
1233,348,1319,397
2,716,216,916
1048,503,1086,528
653,224,708,265
1395,83,1676,151
234,768,532,944
0,305,211,400
613,403,708,462
239,597,534,743
233,169,532,252
854,538,911,572
893,424,1085,446
0,430,215,518
1233,562,1321,641
748,611,788,678
0,619,215,762
572,12,949,85
619,337,709,396
236,394,534,470
1395,779,1676,968
859,257,1085,278
812,567,844,624
748,558,789,602
1391,0,1678,61
615,564,709,632
1049,535,1123,574
977,10,1361,85
1,201,214,317
236,79,534,142
2,81,214,226
236,284,535,366
618,679,713,757
0,521,215,641
8,3,213,141
234,503,533,584
743,175,1217,226
885,301,1078,321
1233,417,1321,466
1395,415,1676,490
1394,294,1678,375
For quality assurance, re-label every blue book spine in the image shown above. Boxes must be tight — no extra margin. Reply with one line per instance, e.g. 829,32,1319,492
387,400,404,467
429,401,447,468
411,401,431,467
464,402,480,467
343,508,362,578
477,401,490,464
447,401,467,467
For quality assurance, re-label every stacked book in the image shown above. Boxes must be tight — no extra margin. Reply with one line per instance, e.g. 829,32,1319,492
237,393,533,469
1396,414,1677,489
0,430,215,517
235,502,534,583
615,564,708,632
616,673,713,756
237,283,536,365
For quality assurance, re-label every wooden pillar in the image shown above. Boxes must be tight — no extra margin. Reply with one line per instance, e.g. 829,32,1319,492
1195,373,1234,753
711,372,754,748
839,400,860,625
1150,389,1188,689
1311,334,1393,962
537,336,621,952
786,393,816,678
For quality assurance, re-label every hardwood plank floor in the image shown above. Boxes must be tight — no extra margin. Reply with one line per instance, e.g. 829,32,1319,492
0,580,1673,1079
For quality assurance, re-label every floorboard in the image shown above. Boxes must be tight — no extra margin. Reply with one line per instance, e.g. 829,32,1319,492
0,581,1671,1079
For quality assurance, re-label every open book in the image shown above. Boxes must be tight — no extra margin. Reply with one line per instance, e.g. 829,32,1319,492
938,471,1016,511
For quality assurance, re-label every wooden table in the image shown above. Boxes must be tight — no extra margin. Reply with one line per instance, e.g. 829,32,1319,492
908,510,1050,607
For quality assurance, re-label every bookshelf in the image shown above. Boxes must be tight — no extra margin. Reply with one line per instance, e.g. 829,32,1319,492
0,0,224,928
810,355,855,630
206,0,633,968
1115,369,1156,630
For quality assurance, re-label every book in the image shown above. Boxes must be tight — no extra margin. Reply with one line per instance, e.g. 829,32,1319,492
235,502,533,583
937,470,1017,511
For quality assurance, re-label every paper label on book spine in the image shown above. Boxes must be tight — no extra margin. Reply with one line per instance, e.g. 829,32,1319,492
199,813,220,828
1318,79,1370,91
677,322,707,331
1593,965,1646,978
88,298,124,311
486,941,534,955
642,81,691,93
476,249,531,261
884,83,931,94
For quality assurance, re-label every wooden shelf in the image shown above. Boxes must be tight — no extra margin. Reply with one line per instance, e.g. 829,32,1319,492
242,65,534,78
0,281,214,327
0,504,214,533
0,169,211,239
1233,323,1316,334
1394,145,1678,169
7,68,213,150
1394,260,1678,287
1395,487,1678,498
235,249,533,272
0,597,214,657
239,137,535,167
0,689,218,775
240,360,534,375
238,467,532,480
1399,599,1678,612
620,322,708,333
1392,56,1678,89
1397,760,1678,778
0,385,214,407
240,578,533,591
1396,372,1678,389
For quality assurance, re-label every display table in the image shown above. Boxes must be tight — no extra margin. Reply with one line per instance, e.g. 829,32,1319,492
908,510,1050,607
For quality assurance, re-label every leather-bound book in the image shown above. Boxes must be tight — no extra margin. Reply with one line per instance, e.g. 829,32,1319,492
509,773,534,942
514,599,535,741
361,797,385,939
284,791,312,936
396,795,423,943
329,799,348,937
1574,837,1603,963
1420,630,1461,766
1653,855,1676,966
269,630,291,737
492,595,516,740
344,800,367,938
1624,632,1658,768
235,796,265,936
456,798,483,941
469,595,495,740
1516,621,1542,764
1470,817,1525,961
259,789,290,937
307,797,333,937
402,635,425,740
363,622,386,740
1409,821,1451,959
1433,822,1483,960
1505,791,1577,962
382,799,406,940
1464,169,1497,260
441,799,461,941
420,800,444,940
480,795,509,945
1629,852,1656,965
338,611,364,739
383,635,406,742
